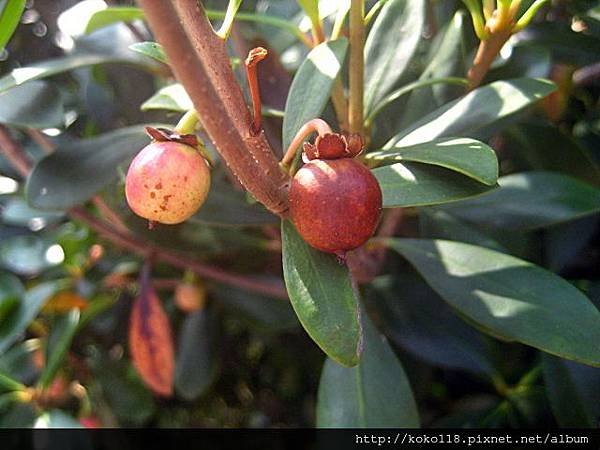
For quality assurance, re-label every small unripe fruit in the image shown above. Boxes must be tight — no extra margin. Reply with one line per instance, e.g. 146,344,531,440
174,281,207,313
125,141,210,224
289,158,382,255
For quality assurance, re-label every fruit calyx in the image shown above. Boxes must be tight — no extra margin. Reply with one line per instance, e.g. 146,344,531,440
302,132,364,161
144,126,199,148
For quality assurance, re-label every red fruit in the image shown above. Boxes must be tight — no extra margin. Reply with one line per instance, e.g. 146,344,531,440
289,158,382,255
125,141,210,224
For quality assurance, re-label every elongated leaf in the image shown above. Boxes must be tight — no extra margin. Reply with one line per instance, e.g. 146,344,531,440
542,355,600,427
0,272,23,323
0,53,132,94
281,221,361,367
282,39,348,150
441,171,600,230
1,196,64,229
0,282,58,354
129,268,174,396
368,138,498,186
387,239,600,367
372,162,496,208
385,78,556,148
85,6,144,34
175,308,219,401
398,10,471,128
297,0,320,23
364,0,425,115
0,81,63,129
129,42,167,64
316,313,419,427
371,275,496,376
0,236,60,276
0,0,25,52
141,83,193,112
39,309,80,389
0,372,24,392
26,125,150,210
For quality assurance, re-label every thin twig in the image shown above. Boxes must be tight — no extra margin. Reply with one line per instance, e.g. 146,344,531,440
70,207,288,299
0,125,32,177
348,0,365,136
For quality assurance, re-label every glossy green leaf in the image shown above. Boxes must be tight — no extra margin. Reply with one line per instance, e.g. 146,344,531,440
441,171,600,231
0,272,23,323
0,339,40,385
0,53,135,94
129,42,167,64
368,138,498,186
542,355,600,428
85,6,144,34
371,274,496,376
26,125,150,210
282,39,348,150
141,84,193,112
385,78,556,148
398,10,471,129
316,313,419,427
1,196,64,229
372,162,496,208
34,410,83,428
281,221,361,367
175,309,219,401
0,0,25,52
0,235,60,276
39,309,80,389
0,282,58,354
386,239,600,367
0,81,63,129
0,371,24,392
364,0,425,115
296,0,320,23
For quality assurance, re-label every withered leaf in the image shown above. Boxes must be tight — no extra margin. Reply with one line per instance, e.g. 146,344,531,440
129,263,175,397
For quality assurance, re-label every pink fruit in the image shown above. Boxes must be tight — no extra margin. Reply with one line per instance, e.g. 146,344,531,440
125,141,210,224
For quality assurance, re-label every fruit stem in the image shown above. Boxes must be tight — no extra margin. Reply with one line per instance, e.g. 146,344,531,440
245,47,268,136
348,0,365,136
174,110,199,135
281,118,333,168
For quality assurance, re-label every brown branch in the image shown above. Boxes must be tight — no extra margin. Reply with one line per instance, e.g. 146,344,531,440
467,27,512,89
0,125,32,177
70,207,288,299
137,0,290,217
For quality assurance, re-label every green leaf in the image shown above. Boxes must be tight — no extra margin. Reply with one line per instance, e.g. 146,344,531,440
85,6,144,34
26,125,150,210
0,339,41,385
386,239,600,367
368,138,498,186
281,221,361,367
372,162,496,208
1,196,64,228
217,0,243,39
0,53,136,94
0,81,64,129
0,371,25,392
39,309,80,389
296,0,320,24
34,410,83,428
371,274,496,376
0,272,23,323
282,39,348,150
542,355,600,427
364,0,425,115
397,10,472,129
129,42,167,65
141,84,193,112
0,282,58,354
316,313,419,427
0,0,25,52
441,171,600,231
385,78,556,148
175,309,219,401
0,235,60,276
